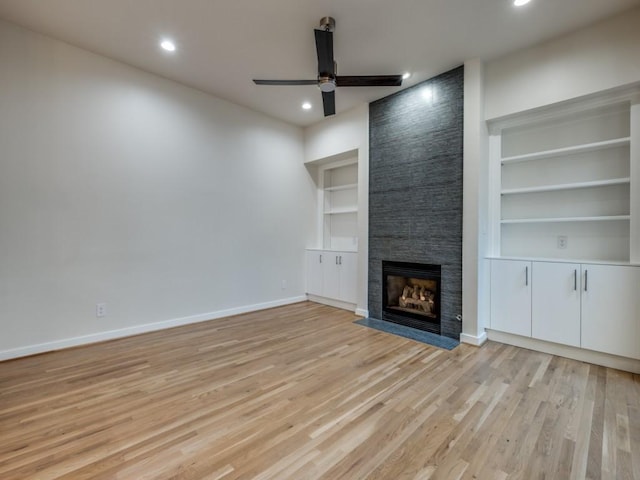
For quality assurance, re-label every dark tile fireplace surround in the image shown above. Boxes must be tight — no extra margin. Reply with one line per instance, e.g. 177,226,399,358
368,66,463,340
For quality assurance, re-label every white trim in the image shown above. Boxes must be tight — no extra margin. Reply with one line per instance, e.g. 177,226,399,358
306,294,357,313
485,255,640,267
355,308,369,318
488,134,502,257
487,82,640,133
487,329,640,374
460,331,488,346
0,296,307,362
630,101,640,263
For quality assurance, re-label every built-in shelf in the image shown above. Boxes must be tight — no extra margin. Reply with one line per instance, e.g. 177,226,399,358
501,137,630,165
489,95,637,263
320,161,359,250
324,183,357,192
501,177,631,195
324,207,358,215
501,215,630,224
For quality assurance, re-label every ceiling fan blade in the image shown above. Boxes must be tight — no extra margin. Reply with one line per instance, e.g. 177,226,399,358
314,29,334,75
253,79,318,86
322,91,335,117
336,75,403,87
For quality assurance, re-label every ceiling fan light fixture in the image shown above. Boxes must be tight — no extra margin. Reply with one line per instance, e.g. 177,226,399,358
302,102,312,110
318,77,336,93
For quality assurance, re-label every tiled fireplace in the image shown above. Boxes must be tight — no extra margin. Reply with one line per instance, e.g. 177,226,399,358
368,66,463,340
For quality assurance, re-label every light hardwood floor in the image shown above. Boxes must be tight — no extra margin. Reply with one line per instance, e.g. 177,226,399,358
1,301,639,479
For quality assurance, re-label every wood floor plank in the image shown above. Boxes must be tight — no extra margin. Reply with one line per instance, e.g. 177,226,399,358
1,301,639,479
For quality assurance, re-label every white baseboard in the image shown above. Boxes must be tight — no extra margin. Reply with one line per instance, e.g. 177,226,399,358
487,329,640,374
0,296,307,362
460,331,488,347
355,308,369,318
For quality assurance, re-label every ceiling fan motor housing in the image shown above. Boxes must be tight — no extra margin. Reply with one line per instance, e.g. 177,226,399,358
318,76,336,92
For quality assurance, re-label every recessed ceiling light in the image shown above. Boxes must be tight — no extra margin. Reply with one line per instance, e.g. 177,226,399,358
160,40,176,52
513,0,531,6
302,102,312,110
402,72,411,80
422,87,434,102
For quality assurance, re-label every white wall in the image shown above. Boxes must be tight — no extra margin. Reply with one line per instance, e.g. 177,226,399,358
0,19,316,358
485,7,640,120
304,104,369,316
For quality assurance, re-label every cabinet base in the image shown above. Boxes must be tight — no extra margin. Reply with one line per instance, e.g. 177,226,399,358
460,332,488,346
306,294,358,314
487,329,640,374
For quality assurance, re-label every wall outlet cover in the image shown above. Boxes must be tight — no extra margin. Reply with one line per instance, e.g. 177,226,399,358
557,236,568,249
96,303,107,318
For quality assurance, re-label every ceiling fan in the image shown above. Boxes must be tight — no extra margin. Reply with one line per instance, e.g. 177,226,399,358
253,17,404,117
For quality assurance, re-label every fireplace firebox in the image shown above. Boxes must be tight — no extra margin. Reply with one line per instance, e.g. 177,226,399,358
382,261,441,334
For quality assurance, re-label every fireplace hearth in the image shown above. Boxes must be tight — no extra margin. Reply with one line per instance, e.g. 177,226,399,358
382,261,441,334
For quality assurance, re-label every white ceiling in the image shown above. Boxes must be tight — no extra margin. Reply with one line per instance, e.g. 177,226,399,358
0,0,638,127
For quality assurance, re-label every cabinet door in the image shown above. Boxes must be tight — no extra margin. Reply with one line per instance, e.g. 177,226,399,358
322,253,341,300
306,251,324,296
337,252,358,303
532,262,581,347
581,265,640,359
490,259,532,337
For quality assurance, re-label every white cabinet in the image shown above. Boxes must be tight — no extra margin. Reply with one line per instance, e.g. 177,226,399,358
490,259,531,337
581,264,640,359
490,259,640,359
306,250,357,305
306,250,324,296
337,252,357,303
532,261,581,347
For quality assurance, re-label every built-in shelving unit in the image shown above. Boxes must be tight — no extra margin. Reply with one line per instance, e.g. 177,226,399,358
485,86,640,368
321,161,358,251
488,94,639,263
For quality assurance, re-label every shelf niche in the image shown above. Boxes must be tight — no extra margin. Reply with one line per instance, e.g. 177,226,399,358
489,93,638,263
322,161,358,251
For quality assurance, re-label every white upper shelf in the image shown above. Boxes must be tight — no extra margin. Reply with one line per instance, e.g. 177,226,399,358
501,177,631,195
325,183,357,192
501,215,630,224
501,137,630,164
324,207,358,215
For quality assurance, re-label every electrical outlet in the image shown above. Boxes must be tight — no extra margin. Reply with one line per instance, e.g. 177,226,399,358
557,235,568,249
96,303,107,318
281,280,287,290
